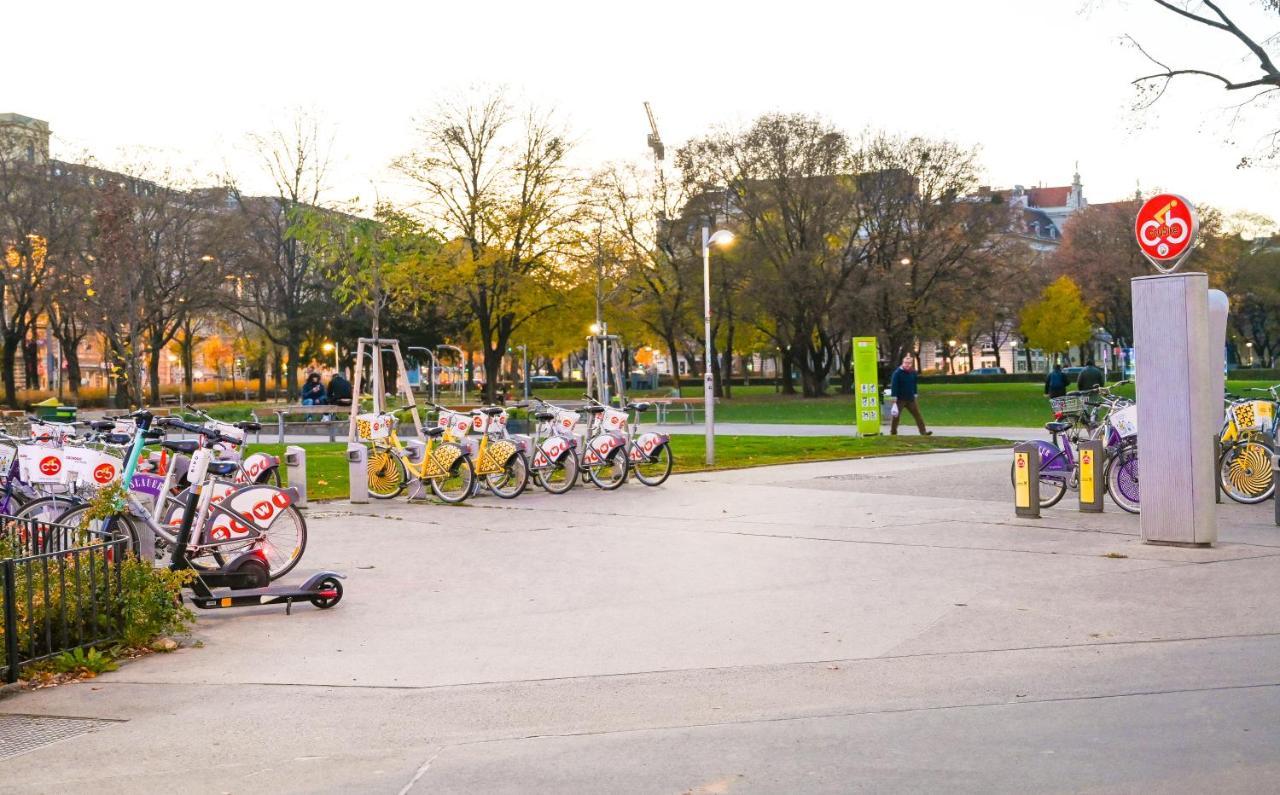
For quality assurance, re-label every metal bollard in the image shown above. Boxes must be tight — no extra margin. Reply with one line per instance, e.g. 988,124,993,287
285,445,307,509
347,442,368,504
1078,438,1104,513
1013,441,1041,518
277,411,287,444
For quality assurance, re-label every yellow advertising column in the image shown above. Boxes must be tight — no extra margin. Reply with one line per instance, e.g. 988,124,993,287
1013,441,1040,518
852,337,880,436
1077,438,1104,513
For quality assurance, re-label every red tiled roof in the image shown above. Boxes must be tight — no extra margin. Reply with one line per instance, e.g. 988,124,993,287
1027,186,1071,208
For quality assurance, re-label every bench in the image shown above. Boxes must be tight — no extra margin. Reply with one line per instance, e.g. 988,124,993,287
267,403,355,443
653,397,715,424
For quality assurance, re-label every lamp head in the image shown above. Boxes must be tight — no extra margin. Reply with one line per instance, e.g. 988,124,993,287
322,342,335,353
589,322,602,335
708,229,734,247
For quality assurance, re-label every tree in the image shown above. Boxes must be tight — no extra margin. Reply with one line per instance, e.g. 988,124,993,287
679,113,863,397
394,91,581,403
1019,276,1095,365
854,134,1011,374
1130,0,1280,164
1051,201,1146,346
223,111,336,399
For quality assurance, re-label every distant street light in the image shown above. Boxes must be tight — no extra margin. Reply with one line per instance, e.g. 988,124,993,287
900,257,912,266
322,341,338,372
702,226,735,466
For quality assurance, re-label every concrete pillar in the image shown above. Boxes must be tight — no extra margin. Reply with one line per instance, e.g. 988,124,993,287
1013,442,1040,518
346,443,368,504
285,445,307,509
1132,272,1217,545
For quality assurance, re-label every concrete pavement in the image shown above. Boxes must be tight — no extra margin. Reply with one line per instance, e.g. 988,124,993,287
2,448,1278,793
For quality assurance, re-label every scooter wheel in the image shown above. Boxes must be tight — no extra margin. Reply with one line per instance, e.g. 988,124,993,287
310,576,343,609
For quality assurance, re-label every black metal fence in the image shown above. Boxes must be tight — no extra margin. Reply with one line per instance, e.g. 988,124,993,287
1,517,125,684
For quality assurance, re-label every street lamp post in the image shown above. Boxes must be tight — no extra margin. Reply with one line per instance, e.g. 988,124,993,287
701,225,735,466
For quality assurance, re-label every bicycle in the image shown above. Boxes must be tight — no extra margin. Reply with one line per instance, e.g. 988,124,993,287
54,413,310,580
434,404,529,499
1218,385,1277,504
363,409,475,502
515,397,581,495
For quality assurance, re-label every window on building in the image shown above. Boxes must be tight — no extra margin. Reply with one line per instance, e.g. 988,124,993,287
26,144,34,162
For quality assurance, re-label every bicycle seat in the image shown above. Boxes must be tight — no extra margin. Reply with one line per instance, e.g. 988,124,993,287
89,420,116,432
584,406,606,414
162,440,199,455
533,411,555,421
425,426,445,438
628,402,652,412
104,433,134,445
475,407,506,416
1044,421,1071,434
208,461,239,477
235,421,262,432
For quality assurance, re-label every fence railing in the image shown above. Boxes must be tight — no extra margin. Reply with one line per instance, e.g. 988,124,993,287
1,516,125,684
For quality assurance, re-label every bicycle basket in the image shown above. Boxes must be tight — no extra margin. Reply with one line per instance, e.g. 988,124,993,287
1049,394,1085,416
1232,400,1273,434
1109,405,1138,439
437,410,472,438
355,412,396,440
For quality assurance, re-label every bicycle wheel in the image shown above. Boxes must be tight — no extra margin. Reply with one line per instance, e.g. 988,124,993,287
250,504,307,579
1219,439,1275,504
536,452,578,495
632,443,673,487
430,455,475,504
1106,444,1140,514
367,447,407,499
485,451,529,499
1008,460,1068,509
10,494,86,551
255,466,283,487
55,503,144,557
587,450,628,490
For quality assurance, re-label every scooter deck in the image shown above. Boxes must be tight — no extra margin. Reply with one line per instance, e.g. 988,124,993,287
187,570,345,611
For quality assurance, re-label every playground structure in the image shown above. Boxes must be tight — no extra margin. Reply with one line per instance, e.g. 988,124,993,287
346,337,424,443
584,332,626,406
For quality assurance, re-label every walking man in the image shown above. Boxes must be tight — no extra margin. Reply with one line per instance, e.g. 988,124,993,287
1077,358,1104,392
890,354,932,436
1044,363,1068,398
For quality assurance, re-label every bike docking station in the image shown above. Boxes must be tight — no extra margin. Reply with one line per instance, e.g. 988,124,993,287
285,445,307,508
1013,441,1041,519
346,336,425,504
1077,438,1105,513
1273,451,1280,527
1131,193,1226,547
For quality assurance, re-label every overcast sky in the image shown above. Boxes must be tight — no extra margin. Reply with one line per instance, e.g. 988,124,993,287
8,0,1280,221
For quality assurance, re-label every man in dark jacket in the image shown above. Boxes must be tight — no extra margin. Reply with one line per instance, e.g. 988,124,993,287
889,354,932,435
327,372,353,405
1077,359,1104,392
1044,364,1068,398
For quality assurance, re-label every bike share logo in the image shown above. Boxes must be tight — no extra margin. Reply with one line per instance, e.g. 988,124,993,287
93,462,116,484
1135,193,1198,273
38,455,62,476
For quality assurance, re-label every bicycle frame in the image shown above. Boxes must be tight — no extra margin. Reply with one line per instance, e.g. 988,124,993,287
372,428,466,482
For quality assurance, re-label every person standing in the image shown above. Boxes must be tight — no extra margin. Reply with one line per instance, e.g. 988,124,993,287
1077,359,1104,392
1044,363,1068,398
889,354,932,436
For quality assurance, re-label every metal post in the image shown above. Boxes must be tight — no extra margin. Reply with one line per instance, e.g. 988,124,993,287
521,345,529,401
3,558,18,683
346,443,368,504
1013,441,1041,518
1214,433,1222,504
1078,438,1104,513
285,445,307,509
702,226,715,466
1274,452,1279,527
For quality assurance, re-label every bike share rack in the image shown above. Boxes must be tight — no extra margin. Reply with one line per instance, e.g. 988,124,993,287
1012,441,1040,519
347,443,368,503
285,445,307,509
404,439,429,500
1273,452,1279,527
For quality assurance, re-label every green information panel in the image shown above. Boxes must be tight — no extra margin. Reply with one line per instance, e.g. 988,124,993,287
853,336,880,436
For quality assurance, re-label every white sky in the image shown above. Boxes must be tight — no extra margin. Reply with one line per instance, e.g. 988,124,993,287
8,0,1280,220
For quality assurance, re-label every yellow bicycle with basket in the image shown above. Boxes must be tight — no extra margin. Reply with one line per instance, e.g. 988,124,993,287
358,410,475,502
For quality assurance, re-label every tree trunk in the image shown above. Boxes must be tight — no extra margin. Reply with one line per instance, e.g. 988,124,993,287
23,336,39,390
272,349,284,399
285,337,301,400
63,342,82,398
257,354,268,401
780,348,796,395
1,337,18,407
147,345,162,405
664,338,683,396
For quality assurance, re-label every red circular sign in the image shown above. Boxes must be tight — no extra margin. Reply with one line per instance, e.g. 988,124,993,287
39,456,62,476
1135,193,1197,270
93,462,115,484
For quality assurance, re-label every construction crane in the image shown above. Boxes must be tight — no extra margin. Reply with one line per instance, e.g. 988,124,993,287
644,101,664,163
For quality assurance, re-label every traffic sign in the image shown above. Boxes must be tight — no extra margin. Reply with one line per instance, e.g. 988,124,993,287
1135,193,1198,273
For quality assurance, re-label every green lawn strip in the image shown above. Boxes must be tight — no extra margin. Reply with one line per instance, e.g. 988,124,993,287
251,434,1006,501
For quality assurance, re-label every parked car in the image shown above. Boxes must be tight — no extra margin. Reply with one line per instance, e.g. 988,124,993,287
966,367,1007,376
528,374,561,387
1062,366,1085,377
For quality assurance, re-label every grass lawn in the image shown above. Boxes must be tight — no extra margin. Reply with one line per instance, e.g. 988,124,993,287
255,434,1005,501
192,378,1280,432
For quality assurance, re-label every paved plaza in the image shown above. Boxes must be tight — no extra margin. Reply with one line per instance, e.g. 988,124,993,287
2,447,1278,793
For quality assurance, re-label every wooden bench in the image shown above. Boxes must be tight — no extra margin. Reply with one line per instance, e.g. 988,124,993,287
652,397,715,424
266,403,355,443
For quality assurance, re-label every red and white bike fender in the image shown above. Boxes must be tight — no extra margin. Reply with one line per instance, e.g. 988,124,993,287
532,435,575,469
582,432,625,466
205,485,298,544
628,432,670,462
236,453,280,484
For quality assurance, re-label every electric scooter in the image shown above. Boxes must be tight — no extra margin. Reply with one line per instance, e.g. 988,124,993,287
159,418,345,613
